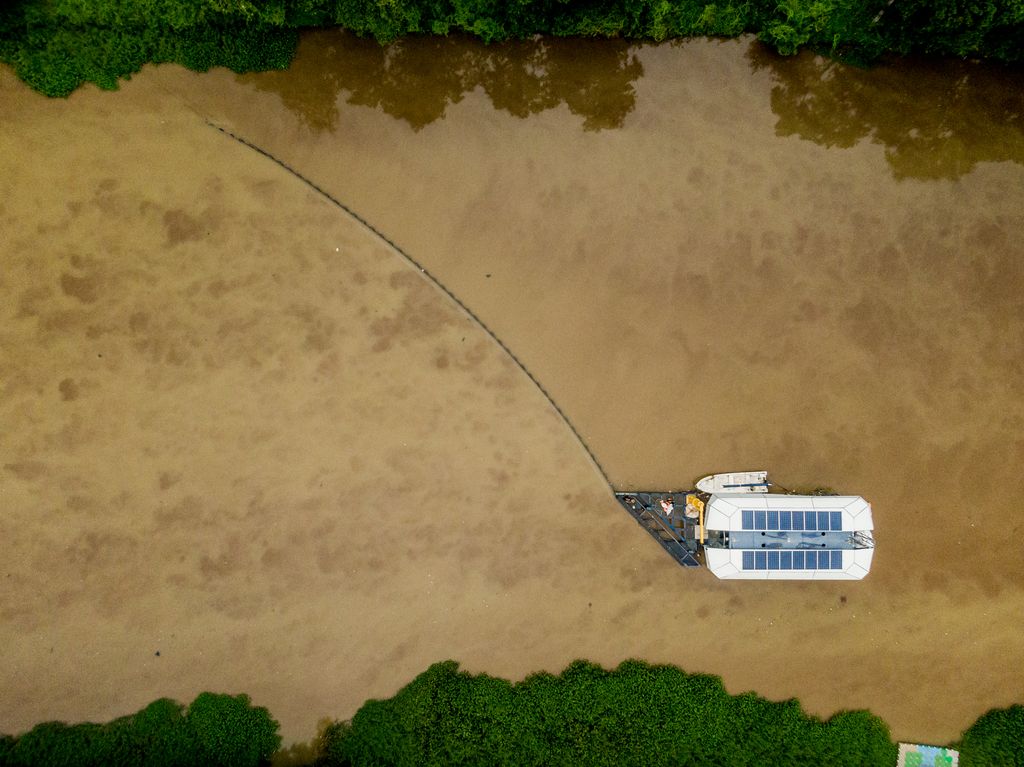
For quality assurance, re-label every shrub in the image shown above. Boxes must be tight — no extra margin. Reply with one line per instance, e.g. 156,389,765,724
0,693,279,767
316,659,897,766
959,704,1024,767
1,0,1022,98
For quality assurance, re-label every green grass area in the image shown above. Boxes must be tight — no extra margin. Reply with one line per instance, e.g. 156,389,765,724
0,0,1022,97
1,660,1022,766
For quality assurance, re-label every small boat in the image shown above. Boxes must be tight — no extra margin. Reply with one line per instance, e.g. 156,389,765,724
696,471,769,494
615,471,875,580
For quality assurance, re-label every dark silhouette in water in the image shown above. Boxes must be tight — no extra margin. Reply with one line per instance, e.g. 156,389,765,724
241,30,643,133
748,42,1024,181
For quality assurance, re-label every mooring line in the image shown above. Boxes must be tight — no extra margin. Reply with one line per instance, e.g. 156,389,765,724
206,121,614,492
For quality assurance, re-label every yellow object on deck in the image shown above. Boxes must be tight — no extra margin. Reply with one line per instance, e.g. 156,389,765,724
685,494,706,543
688,495,705,544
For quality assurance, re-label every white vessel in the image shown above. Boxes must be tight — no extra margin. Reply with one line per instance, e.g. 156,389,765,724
615,471,875,580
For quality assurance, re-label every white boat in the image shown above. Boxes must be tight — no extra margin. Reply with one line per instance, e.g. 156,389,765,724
615,470,876,580
695,471,769,494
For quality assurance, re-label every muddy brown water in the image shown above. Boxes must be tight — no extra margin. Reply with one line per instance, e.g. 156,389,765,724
2,31,1023,748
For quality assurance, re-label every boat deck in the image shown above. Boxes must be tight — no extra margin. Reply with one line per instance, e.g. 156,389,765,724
614,491,702,568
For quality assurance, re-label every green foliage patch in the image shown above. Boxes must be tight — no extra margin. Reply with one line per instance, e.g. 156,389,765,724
1,663,1023,765
0,693,280,767
317,659,898,766
958,704,1024,767
0,2,297,97
1,0,1022,97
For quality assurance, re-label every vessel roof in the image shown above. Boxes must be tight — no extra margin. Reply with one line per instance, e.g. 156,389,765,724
705,494,873,533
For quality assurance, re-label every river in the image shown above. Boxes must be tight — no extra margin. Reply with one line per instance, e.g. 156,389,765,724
2,30,1022,747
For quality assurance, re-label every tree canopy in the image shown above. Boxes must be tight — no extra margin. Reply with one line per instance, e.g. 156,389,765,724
0,693,279,767
317,659,898,766
1,0,1022,97
2,664,1022,765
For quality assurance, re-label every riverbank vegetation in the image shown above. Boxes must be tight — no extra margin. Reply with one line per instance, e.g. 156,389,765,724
0,693,280,767
1,661,1022,766
0,0,1021,97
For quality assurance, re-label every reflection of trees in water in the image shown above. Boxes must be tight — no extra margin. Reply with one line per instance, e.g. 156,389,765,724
242,30,642,132
748,42,1024,180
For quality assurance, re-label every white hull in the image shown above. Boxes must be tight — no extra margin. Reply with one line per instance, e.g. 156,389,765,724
695,471,769,494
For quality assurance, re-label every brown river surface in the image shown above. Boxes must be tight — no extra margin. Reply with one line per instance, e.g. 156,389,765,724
2,31,1023,749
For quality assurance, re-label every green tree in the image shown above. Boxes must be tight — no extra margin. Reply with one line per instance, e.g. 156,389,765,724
186,693,281,767
315,659,898,766
959,704,1024,767
1,721,113,767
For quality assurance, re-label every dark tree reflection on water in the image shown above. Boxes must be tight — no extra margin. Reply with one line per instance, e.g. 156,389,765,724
748,42,1024,180
241,30,642,132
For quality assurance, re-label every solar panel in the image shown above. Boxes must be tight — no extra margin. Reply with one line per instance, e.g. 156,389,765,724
738,506,849,532
740,549,845,571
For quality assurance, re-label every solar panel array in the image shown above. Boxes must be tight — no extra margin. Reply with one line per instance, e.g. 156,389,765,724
741,510,843,531
742,550,843,570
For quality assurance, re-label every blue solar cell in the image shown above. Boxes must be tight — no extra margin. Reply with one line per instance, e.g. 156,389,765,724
742,551,755,570
755,511,767,530
780,551,792,569
791,512,804,531
780,511,791,530
831,550,842,569
768,551,780,570
818,511,830,531
819,551,831,569
767,510,779,530
804,512,816,531
742,510,754,530
792,551,804,569
755,551,767,570
830,511,843,531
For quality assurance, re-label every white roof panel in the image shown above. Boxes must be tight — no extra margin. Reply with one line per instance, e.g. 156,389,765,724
704,547,873,580
705,494,873,532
